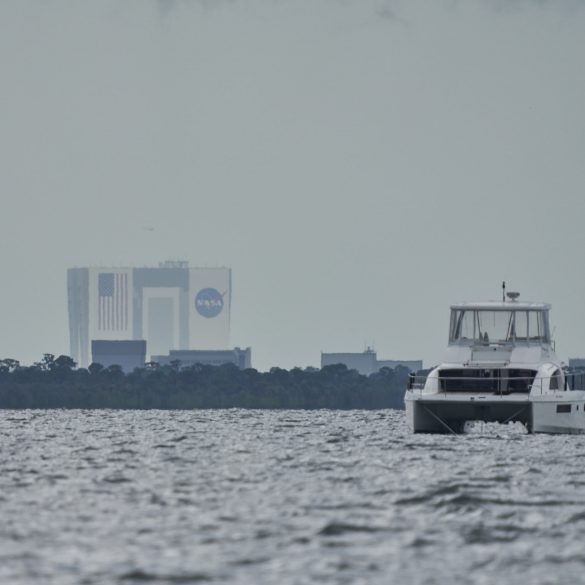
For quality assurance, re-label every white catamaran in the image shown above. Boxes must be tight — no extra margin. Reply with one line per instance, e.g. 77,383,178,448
405,292,585,434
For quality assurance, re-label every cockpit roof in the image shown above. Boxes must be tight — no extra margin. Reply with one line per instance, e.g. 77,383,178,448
450,301,550,311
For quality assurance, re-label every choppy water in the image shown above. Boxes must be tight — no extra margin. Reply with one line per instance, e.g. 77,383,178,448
1,410,585,585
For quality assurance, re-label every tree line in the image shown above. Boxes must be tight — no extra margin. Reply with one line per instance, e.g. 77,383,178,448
0,354,409,410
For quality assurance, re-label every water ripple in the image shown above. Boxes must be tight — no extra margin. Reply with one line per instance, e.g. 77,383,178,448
1,409,584,585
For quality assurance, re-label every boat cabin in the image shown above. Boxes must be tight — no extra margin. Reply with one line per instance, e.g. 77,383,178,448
449,301,551,347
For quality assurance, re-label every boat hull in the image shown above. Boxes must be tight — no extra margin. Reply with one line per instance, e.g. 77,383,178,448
406,392,585,434
531,396,585,434
406,394,531,434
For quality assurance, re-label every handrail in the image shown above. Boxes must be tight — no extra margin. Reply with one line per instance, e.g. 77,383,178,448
407,370,585,394
438,375,540,381
448,339,550,347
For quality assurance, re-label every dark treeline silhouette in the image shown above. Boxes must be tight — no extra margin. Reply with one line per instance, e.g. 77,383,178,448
0,354,408,410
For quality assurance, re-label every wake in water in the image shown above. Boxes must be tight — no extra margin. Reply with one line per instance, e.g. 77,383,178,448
463,420,529,435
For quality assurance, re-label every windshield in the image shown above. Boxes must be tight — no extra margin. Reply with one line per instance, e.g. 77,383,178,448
449,309,550,344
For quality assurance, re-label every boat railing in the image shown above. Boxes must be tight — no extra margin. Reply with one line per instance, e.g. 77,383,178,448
407,370,585,396
408,374,430,391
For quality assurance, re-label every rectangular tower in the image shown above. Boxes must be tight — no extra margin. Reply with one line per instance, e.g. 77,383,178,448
188,267,231,349
67,268,90,367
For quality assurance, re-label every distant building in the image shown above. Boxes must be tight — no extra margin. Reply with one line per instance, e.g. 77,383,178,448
152,348,252,370
91,340,146,373
322,350,378,375
377,359,424,372
68,262,232,366
569,358,585,369
321,349,422,376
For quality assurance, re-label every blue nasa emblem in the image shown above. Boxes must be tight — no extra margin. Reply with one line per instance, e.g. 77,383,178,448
195,288,225,318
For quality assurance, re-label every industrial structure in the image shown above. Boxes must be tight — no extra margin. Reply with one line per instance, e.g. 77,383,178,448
152,348,252,370
91,340,146,372
321,349,422,376
569,358,585,369
68,262,234,367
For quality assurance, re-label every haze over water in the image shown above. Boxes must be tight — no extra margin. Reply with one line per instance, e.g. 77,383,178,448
2,409,585,584
2,1,585,370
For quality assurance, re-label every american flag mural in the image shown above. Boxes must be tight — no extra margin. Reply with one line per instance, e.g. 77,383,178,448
98,272,128,331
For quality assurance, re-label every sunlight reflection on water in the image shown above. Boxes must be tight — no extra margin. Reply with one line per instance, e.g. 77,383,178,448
1,409,584,585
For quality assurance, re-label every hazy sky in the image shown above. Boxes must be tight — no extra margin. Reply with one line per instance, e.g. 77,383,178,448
1,0,584,370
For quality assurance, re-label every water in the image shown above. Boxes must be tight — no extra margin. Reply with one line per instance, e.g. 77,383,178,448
1,409,584,585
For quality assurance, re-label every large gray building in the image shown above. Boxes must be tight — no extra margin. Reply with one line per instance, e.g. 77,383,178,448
91,340,147,372
68,262,232,367
152,348,252,370
321,349,422,376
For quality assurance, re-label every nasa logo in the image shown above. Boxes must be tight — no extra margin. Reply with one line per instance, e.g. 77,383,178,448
195,288,225,318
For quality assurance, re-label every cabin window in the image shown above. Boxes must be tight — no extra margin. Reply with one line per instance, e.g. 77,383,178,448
450,310,475,341
556,404,571,413
475,311,512,344
514,311,528,340
550,370,562,390
526,311,547,342
449,309,550,344
438,368,536,393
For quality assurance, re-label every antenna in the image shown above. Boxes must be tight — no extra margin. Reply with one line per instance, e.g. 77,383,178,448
502,281,506,302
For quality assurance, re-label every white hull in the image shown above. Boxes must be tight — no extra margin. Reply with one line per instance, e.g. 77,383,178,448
406,391,585,434
531,394,585,434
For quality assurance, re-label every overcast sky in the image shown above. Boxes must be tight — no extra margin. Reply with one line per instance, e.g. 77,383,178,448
1,0,584,370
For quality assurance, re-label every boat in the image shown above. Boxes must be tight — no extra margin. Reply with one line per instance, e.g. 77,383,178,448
405,291,585,434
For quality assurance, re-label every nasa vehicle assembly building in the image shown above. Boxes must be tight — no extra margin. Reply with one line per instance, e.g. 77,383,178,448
67,262,248,369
